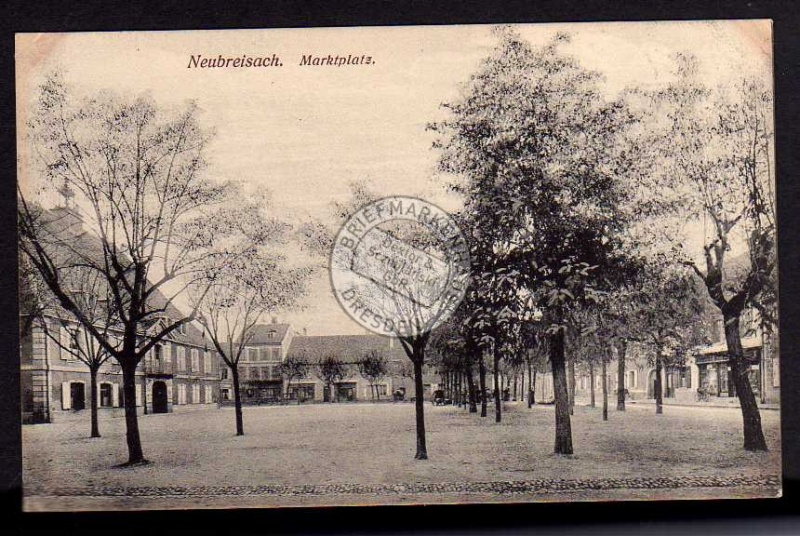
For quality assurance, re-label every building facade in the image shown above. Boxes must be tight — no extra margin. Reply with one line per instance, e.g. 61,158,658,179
21,314,222,424
219,326,439,404
570,307,779,406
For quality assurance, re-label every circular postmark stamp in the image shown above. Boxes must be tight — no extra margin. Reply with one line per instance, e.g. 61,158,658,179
330,196,471,337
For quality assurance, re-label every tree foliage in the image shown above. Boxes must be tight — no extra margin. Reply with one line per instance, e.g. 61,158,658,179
431,29,643,453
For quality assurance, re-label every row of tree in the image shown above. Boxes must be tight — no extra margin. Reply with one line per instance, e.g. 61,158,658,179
18,27,776,466
403,28,775,458
18,75,317,465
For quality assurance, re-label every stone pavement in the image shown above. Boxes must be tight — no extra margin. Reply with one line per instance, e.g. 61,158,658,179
31,475,780,499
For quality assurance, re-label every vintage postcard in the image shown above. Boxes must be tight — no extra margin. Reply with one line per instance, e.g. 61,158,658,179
16,21,780,511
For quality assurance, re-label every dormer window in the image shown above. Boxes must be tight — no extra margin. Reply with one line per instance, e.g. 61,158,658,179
267,330,277,340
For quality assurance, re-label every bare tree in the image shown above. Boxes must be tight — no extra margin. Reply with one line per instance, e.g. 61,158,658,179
192,253,310,435
18,74,264,465
22,265,118,437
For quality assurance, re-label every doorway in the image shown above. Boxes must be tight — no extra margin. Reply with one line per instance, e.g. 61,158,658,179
152,381,169,413
70,382,86,410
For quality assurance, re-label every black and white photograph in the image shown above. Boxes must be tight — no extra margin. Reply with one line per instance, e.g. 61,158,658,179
15,21,780,511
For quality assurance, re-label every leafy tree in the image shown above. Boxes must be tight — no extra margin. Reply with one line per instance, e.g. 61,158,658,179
629,266,708,414
641,58,775,449
18,75,264,464
280,353,311,400
431,30,641,454
358,349,388,401
316,354,348,403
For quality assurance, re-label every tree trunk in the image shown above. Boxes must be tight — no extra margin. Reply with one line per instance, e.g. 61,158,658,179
550,329,573,455
513,370,518,401
617,339,627,411
493,344,502,423
232,366,244,435
589,361,596,409
654,355,663,415
602,358,608,421
413,358,428,460
89,365,100,438
478,353,487,417
121,360,145,464
724,313,768,451
466,364,477,413
568,358,576,415
527,360,533,408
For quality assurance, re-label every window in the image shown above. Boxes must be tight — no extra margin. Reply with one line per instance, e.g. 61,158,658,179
221,366,228,380
177,384,187,405
204,385,213,403
248,347,259,362
680,367,691,389
100,383,113,407
628,371,635,389
262,366,270,380
192,384,201,404
267,330,276,340
60,326,78,360
260,347,270,361
68,330,80,350
176,346,186,371
251,367,261,380
204,352,212,374
221,388,230,401
191,349,200,372
376,385,387,396
271,347,281,362
154,345,162,361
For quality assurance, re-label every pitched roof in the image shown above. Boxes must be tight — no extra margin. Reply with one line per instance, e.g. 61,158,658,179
287,334,408,364
246,323,292,344
27,207,208,347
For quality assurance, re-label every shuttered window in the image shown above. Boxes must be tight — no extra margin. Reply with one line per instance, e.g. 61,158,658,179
61,382,71,409
176,346,185,371
204,351,212,374
191,349,200,372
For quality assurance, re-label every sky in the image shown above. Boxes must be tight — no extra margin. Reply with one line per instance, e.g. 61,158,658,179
16,21,773,336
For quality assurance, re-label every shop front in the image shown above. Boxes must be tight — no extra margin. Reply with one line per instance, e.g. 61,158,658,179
695,349,761,398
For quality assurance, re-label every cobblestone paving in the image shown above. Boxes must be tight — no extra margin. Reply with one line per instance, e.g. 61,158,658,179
34,475,780,498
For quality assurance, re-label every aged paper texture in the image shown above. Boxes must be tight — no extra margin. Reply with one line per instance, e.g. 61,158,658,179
16,21,780,511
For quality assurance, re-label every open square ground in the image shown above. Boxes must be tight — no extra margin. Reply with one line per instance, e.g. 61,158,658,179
23,402,781,509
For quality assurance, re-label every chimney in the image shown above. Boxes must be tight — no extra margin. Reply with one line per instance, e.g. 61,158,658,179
389,337,394,349
303,327,307,336
272,316,278,324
